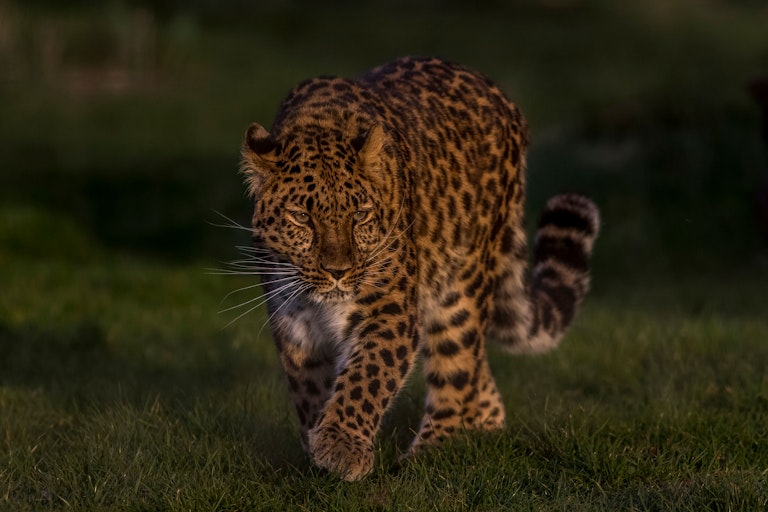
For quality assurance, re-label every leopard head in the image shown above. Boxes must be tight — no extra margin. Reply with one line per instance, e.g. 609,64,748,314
241,121,403,303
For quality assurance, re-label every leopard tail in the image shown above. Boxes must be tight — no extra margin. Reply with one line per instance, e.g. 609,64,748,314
495,194,600,354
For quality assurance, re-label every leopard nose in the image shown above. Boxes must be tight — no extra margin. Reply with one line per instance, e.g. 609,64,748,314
322,265,350,281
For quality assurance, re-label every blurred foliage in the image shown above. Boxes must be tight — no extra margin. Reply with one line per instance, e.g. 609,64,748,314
1,0,767,270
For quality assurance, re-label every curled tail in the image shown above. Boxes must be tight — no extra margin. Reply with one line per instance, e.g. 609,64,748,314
493,194,600,354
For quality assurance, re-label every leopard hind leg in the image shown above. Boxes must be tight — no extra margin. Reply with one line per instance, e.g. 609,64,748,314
409,259,504,453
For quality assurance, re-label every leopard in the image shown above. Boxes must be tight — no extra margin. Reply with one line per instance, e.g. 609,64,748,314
238,56,600,481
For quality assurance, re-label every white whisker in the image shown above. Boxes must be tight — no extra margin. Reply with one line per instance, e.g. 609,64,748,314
219,279,300,314
221,280,310,329
208,269,299,277
208,210,253,232
226,259,297,269
210,210,313,328
258,282,313,338
219,275,300,304
366,218,415,267
224,265,296,273
364,254,394,271
211,256,299,274
231,247,297,268
235,245,272,254
366,203,414,264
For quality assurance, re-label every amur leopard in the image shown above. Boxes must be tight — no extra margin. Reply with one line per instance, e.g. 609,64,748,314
239,56,599,480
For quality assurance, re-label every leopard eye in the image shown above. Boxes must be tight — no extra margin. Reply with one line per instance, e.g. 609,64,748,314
353,210,371,223
289,211,311,225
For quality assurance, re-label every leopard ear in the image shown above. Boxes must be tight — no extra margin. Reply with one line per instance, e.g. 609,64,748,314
241,122,280,197
355,124,386,164
355,124,398,196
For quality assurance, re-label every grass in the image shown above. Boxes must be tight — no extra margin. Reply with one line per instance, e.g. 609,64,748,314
2,0,768,510
2,224,767,510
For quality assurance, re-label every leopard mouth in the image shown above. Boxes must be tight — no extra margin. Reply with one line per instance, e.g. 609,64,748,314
313,288,354,303
312,280,356,303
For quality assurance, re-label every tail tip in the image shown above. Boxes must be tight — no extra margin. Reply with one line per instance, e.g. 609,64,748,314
540,193,600,243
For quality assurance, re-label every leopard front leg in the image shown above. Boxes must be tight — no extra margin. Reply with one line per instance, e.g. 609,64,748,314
308,300,418,481
275,337,336,452
270,312,338,452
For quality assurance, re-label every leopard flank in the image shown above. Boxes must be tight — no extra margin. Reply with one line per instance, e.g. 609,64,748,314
239,56,600,481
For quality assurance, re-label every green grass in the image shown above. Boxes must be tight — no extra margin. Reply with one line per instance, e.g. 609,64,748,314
2,0,768,509
2,214,767,510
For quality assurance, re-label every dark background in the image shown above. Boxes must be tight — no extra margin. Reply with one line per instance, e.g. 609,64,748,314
2,0,768,282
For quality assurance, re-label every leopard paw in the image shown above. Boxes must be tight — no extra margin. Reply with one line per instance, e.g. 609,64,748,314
308,422,374,481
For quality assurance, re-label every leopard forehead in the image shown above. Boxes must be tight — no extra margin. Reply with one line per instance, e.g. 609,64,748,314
264,135,377,216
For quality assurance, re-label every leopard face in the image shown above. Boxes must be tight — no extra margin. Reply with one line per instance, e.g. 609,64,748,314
243,122,397,304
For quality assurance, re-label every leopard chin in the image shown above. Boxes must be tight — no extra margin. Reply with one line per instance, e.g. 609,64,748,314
311,287,354,304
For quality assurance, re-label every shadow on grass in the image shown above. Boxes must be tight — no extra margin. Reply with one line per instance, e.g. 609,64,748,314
0,320,303,471
0,320,222,403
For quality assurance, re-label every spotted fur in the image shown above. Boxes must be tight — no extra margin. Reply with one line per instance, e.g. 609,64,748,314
239,56,599,480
